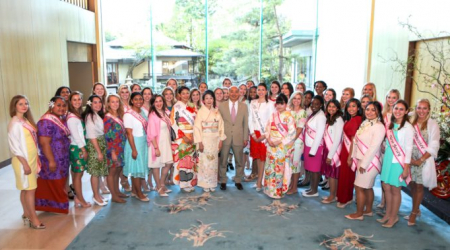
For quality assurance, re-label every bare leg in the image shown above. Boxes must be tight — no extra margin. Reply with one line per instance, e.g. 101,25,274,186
323,177,337,201
25,189,42,226
152,168,162,191
307,172,320,194
300,171,311,185
385,186,401,226
132,177,146,199
73,172,90,206
287,173,300,194
91,176,104,202
256,159,265,189
379,181,386,208
20,190,26,217
380,183,392,222
108,168,125,203
363,188,374,214
347,186,365,218
167,164,174,185
161,164,171,191
148,171,154,189
409,182,423,224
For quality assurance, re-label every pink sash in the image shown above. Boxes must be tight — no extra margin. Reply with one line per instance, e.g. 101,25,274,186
67,112,81,121
354,134,382,173
40,114,70,136
413,124,427,155
386,129,411,184
324,125,342,167
273,112,289,137
126,109,148,130
384,114,391,130
105,113,126,134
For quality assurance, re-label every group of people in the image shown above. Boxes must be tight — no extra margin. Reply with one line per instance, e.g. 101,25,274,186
8,78,440,230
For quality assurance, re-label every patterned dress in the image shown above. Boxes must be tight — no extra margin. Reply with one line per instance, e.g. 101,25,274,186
35,115,71,214
263,111,296,199
410,127,428,184
171,101,198,189
68,116,87,173
290,109,307,173
194,106,226,189
104,115,126,168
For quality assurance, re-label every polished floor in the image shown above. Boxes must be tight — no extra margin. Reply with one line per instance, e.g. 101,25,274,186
0,165,102,250
1,164,450,250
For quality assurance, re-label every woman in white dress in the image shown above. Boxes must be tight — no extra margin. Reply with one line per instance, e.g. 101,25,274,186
147,94,174,197
194,90,226,192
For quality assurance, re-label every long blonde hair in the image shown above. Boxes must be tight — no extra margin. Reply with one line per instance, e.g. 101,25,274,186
361,82,377,101
9,95,37,128
162,87,176,106
411,98,431,131
105,94,124,119
339,87,355,109
382,89,401,117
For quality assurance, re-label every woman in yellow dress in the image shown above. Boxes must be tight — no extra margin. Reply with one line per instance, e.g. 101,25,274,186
7,95,44,229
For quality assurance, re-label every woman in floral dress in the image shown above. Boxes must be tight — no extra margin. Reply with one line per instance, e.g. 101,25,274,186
170,86,198,192
104,94,128,203
264,94,296,199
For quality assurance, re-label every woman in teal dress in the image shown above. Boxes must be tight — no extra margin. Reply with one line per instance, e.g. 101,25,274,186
379,100,414,228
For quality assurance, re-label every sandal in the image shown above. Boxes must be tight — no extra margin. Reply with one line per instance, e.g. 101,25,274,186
244,174,258,182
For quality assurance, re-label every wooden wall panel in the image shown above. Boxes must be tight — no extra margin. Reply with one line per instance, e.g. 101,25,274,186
0,0,97,162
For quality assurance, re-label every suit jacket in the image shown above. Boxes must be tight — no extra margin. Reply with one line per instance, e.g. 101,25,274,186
218,100,249,146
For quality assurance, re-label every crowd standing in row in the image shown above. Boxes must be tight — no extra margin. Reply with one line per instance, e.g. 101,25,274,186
8,79,440,230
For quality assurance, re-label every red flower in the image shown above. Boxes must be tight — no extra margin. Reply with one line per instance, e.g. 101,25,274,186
179,156,194,169
186,106,196,113
178,129,185,138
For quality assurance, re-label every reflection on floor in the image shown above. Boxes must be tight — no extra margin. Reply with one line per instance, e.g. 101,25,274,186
1,164,450,249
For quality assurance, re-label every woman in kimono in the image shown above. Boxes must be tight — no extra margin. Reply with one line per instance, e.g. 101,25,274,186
104,94,128,203
147,94,174,197
248,83,275,191
83,95,109,206
286,91,307,195
36,96,71,214
67,91,90,208
171,86,198,192
406,99,440,226
321,100,344,203
345,101,385,220
264,94,296,199
194,90,226,192
124,92,149,202
8,95,44,229
378,100,414,228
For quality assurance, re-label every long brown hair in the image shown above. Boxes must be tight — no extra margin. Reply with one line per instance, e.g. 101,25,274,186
9,95,37,128
92,82,107,103
68,91,83,118
105,94,124,119
389,100,409,130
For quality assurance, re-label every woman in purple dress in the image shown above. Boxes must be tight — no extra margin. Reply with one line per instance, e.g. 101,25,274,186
35,97,71,214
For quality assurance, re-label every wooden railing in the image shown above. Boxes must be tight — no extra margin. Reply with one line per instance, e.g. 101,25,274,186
60,0,88,10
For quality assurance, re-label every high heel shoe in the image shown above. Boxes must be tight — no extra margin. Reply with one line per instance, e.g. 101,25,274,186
377,217,389,224
22,215,29,226
29,221,46,229
345,214,364,221
93,197,107,206
382,217,399,228
158,188,169,197
404,210,421,220
406,211,421,226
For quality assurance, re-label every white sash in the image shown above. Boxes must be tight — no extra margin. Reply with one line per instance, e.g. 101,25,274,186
40,114,70,136
180,108,195,126
413,124,427,155
252,102,265,133
324,125,342,167
126,109,148,130
386,129,411,184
